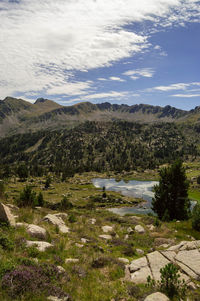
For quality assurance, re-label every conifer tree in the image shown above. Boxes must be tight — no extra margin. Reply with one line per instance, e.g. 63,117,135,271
152,160,190,221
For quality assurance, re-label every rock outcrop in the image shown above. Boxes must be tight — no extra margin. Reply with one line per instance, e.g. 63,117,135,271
0,202,16,226
43,214,69,233
127,240,200,284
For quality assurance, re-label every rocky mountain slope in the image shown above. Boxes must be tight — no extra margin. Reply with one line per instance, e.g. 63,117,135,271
1,96,199,137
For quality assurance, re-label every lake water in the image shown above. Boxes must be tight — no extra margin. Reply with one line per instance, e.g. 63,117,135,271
92,178,158,216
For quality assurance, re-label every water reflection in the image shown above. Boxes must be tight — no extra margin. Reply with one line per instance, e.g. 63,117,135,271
92,178,158,215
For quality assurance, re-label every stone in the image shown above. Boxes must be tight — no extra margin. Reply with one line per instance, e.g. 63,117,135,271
15,222,28,228
43,214,69,233
57,266,66,274
27,224,47,240
147,224,155,231
102,225,113,233
147,251,170,281
0,202,16,226
26,240,53,252
54,213,68,219
127,227,134,234
135,225,145,234
136,248,144,255
144,292,170,301
65,258,79,263
118,257,129,264
75,243,84,248
89,218,96,224
99,234,112,240
124,234,129,240
81,238,89,244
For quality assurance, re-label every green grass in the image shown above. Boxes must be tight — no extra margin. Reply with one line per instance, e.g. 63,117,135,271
189,189,200,202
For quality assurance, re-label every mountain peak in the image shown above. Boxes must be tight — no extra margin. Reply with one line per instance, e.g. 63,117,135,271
34,98,49,104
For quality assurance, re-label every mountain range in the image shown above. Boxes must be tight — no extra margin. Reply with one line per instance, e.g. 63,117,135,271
0,96,200,137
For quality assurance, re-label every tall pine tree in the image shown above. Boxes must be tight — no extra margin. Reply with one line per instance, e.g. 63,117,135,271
152,160,190,221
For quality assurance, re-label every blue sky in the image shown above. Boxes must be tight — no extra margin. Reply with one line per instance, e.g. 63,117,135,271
0,0,199,110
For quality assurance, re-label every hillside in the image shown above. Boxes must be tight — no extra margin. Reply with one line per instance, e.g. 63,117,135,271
1,96,198,137
0,121,199,178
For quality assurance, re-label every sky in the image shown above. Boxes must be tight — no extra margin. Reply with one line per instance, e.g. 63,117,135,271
0,0,200,110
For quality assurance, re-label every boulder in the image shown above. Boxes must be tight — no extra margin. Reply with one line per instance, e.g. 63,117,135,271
0,202,16,226
27,224,47,240
26,240,53,252
43,214,69,233
102,225,114,233
135,225,145,234
144,292,170,301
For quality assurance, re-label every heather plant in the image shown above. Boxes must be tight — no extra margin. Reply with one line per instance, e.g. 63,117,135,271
2,263,71,299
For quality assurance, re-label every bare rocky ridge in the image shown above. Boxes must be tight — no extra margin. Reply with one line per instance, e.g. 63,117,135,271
1,96,199,137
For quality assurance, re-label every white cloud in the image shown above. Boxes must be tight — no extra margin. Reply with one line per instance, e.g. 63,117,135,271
109,76,125,82
151,82,200,92
0,0,199,98
172,94,200,97
123,68,155,80
46,81,93,96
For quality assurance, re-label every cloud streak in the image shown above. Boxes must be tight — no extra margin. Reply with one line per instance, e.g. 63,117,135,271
0,0,199,99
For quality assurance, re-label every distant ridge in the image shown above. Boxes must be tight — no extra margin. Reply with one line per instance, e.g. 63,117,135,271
0,96,199,137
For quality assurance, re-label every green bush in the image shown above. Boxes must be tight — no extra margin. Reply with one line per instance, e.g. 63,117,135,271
0,233,14,251
197,176,200,185
191,203,200,231
60,196,73,210
147,263,187,299
15,185,37,207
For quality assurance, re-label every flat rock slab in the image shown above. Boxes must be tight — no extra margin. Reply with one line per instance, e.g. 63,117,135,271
129,256,152,283
0,202,16,226
26,240,53,252
175,249,200,278
147,251,170,281
144,292,170,301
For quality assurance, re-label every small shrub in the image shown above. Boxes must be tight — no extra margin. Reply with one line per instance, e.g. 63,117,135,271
36,192,45,207
45,176,51,189
15,185,37,207
146,263,187,299
0,233,14,251
192,203,200,231
91,256,110,268
197,175,200,185
60,196,73,210
0,260,16,279
123,245,136,257
68,214,76,223
153,218,161,228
